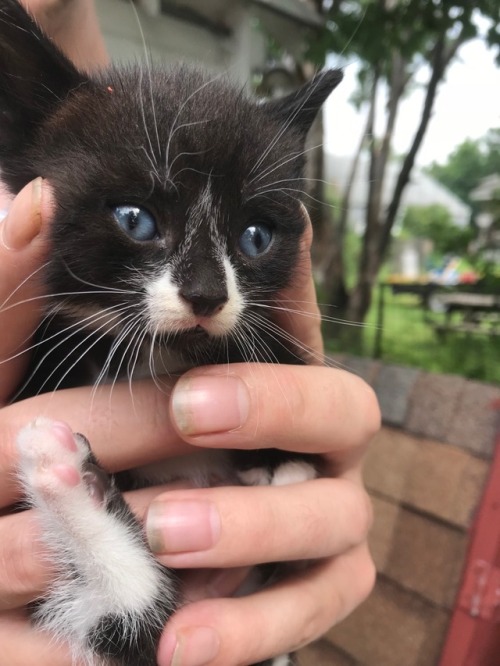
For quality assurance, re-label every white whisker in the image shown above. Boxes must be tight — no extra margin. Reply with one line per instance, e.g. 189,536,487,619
164,70,227,179
249,144,323,188
0,260,50,311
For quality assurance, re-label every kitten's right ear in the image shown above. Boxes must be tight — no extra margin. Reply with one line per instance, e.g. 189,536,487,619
262,69,343,136
0,0,87,151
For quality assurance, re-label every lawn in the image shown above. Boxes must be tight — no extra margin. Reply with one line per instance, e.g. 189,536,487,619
325,289,500,384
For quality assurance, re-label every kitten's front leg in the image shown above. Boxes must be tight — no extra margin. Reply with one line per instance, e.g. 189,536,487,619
17,418,177,666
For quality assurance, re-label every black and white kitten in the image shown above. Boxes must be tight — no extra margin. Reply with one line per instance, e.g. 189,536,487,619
0,1,342,664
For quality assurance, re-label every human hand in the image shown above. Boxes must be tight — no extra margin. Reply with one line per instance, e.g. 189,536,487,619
19,0,108,71
144,217,380,665
0,178,72,663
0,188,379,665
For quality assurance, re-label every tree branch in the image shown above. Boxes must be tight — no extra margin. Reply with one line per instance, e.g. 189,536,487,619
378,34,448,259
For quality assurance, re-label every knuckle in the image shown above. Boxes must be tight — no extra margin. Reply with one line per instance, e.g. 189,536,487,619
258,366,308,439
353,488,374,540
362,384,382,441
344,373,381,443
337,481,373,548
292,586,326,649
346,548,377,613
282,368,308,431
0,514,47,609
360,554,377,601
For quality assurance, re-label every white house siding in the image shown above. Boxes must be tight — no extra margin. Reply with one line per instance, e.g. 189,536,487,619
96,0,266,85
325,153,472,232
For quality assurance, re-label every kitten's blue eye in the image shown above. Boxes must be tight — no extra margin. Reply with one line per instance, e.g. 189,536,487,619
112,205,158,242
239,223,273,257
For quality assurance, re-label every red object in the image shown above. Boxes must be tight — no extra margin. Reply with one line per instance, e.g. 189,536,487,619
459,272,480,284
439,425,500,665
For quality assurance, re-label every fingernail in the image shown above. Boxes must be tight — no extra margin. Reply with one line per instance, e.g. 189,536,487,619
0,178,43,250
159,627,220,666
147,500,220,554
172,375,250,436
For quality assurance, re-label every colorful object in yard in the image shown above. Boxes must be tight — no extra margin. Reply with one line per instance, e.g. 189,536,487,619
428,256,480,286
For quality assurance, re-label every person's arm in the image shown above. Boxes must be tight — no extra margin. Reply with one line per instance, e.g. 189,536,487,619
19,0,109,71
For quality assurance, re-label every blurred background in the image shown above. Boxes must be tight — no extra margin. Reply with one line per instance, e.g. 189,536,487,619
96,1,500,664
97,0,500,383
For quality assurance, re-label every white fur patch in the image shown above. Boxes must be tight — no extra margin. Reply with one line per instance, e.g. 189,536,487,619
145,266,189,331
144,257,244,337
221,255,245,330
237,467,271,486
239,460,316,488
271,656,292,666
271,460,317,486
17,418,173,663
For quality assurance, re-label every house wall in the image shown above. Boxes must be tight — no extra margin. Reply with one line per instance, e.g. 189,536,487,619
297,359,500,666
96,0,266,84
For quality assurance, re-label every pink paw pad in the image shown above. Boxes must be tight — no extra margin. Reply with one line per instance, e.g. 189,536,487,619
51,421,78,452
51,464,81,487
17,418,88,489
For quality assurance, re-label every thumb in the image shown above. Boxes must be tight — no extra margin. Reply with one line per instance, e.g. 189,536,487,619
0,178,53,402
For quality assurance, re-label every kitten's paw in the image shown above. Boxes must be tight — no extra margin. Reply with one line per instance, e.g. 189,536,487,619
238,460,317,487
17,418,107,507
16,418,177,665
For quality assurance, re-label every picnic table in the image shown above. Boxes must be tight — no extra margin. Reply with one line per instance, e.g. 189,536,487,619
373,280,445,357
430,292,500,338
373,281,500,359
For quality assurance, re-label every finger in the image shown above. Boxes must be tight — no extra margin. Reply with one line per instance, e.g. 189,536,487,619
0,380,190,507
274,205,324,361
158,544,376,666
0,511,52,610
0,610,72,666
181,567,252,603
169,363,381,454
0,362,376,507
146,479,372,569
0,484,183,610
0,179,53,402
20,0,109,72
279,207,323,357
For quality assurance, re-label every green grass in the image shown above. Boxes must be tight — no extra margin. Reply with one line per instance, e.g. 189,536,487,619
325,290,500,384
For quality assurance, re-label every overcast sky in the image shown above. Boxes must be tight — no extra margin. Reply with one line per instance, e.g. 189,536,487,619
324,37,500,167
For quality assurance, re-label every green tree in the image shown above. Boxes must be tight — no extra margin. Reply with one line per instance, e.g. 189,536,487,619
304,0,500,328
427,128,500,208
401,204,473,255
427,140,487,207
484,128,500,175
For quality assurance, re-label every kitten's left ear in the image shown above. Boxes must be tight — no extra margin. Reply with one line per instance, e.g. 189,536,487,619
262,69,343,135
0,0,87,153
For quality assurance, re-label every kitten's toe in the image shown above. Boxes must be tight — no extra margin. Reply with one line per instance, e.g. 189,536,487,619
238,460,317,487
268,460,317,486
237,466,271,486
16,418,99,503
